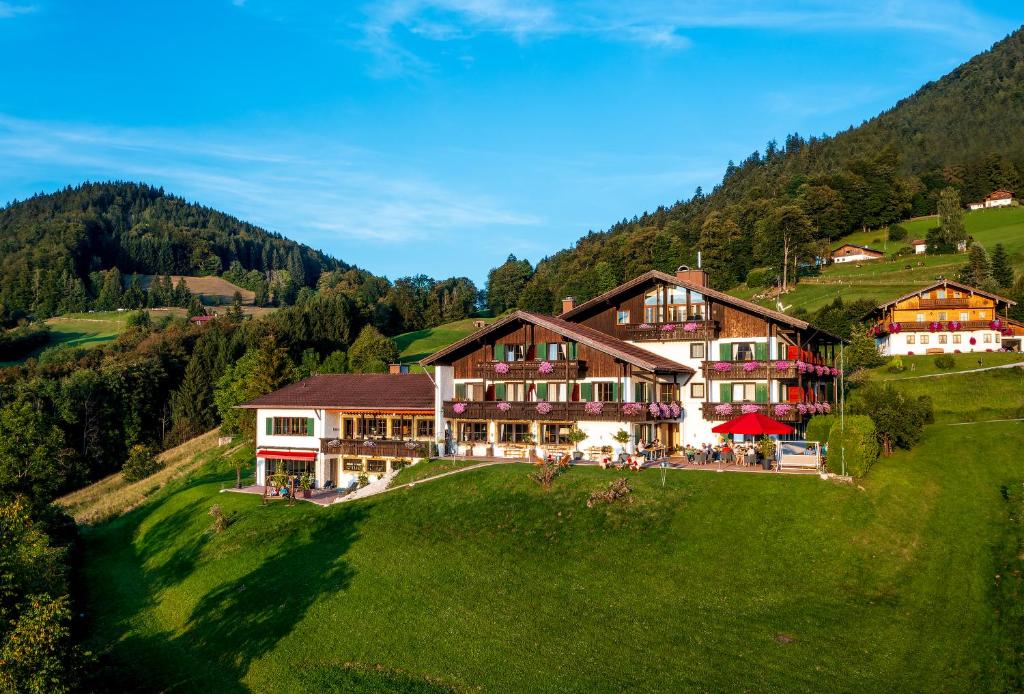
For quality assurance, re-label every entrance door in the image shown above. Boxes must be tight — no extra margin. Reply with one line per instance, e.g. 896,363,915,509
656,422,678,451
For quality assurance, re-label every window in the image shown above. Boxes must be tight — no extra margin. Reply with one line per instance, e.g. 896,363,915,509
504,382,526,401
356,418,388,437
545,343,569,360
343,418,354,438
342,459,363,472
459,422,487,442
541,423,571,445
984,333,993,343
271,417,312,436
731,383,757,402
906,335,916,344
938,311,947,321
938,335,948,344
540,382,566,402
688,291,706,320
644,305,662,323
690,343,705,359
691,382,705,398
416,419,434,438
616,310,630,325
499,422,530,443
916,313,925,323
367,460,386,473
937,290,947,299
732,342,755,361
265,458,313,477
634,381,651,402
952,334,961,344
921,335,930,345
595,382,617,402
658,384,676,401
392,418,413,438
505,344,527,361
960,312,969,321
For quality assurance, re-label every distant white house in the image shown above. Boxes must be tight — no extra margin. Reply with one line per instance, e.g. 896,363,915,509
911,239,928,254
830,243,883,264
968,189,1015,211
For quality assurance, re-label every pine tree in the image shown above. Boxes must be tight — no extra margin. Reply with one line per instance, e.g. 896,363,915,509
95,268,123,310
991,243,1014,287
963,242,993,286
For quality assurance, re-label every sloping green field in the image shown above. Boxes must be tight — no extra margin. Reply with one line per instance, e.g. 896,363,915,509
79,365,1024,692
396,317,496,369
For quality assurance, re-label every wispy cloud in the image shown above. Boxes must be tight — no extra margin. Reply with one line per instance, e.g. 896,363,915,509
352,0,1001,76
0,114,540,251
0,1,35,19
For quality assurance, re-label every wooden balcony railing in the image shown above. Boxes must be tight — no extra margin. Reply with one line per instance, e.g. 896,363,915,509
879,320,996,332
700,402,829,423
701,361,800,380
615,320,718,342
443,400,650,422
917,298,970,309
473,359,582,379
320,438,428,458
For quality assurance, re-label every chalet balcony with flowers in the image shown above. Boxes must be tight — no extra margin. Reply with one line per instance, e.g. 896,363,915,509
864,279,1020,356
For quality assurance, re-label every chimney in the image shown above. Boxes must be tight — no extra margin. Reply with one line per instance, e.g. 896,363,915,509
675,265,707,288
388,363,409,375
561,296,576,314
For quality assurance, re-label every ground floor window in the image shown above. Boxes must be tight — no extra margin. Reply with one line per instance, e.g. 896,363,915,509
265,458,313,477
953,334,961,344
921,335,930,345
633,424,654,444
459,422,488,442
906,335,916,344
499,422,530,443
416,418,434,438
938,334,948,344
541,423,572,444
984,333,993,343
342,458,363,472
367,459,386,473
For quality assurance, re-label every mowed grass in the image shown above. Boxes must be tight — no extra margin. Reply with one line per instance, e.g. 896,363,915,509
389,457,491,487
396,317,496,369
871,351,1024,380
81,416,1024,692
877,365,1024,424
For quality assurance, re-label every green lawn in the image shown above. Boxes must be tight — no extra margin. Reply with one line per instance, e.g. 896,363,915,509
871,351,1024,380
871,364,1024,424
395,317,496,370
81,414,1024,692
389,457,488,487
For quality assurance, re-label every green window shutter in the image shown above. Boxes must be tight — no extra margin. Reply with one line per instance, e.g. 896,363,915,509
307,418,315,436
755,383,768,403
495,383,506,401
536,342,547,360
754,343,768,360
719,342,732,360
580,382,593,401
455,383,467,399
266,417,273,435
611,383,619,401
567,342,578,359
494,344,505,361
536,382,548,400
719,383,732,403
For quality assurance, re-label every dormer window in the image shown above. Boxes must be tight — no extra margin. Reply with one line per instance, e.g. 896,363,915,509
617,310,630,325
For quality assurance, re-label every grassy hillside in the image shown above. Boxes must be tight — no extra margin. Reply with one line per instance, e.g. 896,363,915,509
735,205,1024,313
395,317,496,368
78,365,1024,692
138,275,256,305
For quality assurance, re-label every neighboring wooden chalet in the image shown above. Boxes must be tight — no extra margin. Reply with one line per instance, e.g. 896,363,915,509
864,279,1018,355
423,268,844,457
968,189,1015,211
239,373,436,488
831,243,883,264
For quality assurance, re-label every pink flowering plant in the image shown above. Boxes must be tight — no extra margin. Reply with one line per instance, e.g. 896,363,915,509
660,323,676,332
714,403,733,416
773,403,793,416
622,402,644,416
648,402,661,418
821,402,832,413
740,404,760,414
796,403,809,414
494,362,510,375
990,319,1003,330
948,320,961,331
713,361,733,372
496,401,512,412
683,322,698,332
888,322,902,333
929,321,941,332
452,402,467,415
669,403,681,418
536,401,553,415
773,360,792,370
537,360,554,375
638,323,653,329
742,361,760,372
584,401,604,415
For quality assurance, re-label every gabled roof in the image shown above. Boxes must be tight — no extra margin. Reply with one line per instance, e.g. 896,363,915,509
420,309,695,374
558,270,843,341
910,239,926,245
238,373,435,410
831,243,883,255
864,279,1016,317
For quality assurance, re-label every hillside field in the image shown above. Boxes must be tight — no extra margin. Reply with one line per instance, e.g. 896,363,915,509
396,317,497,369
138,275,256,305
78,366,1024,692
735,206,1024,313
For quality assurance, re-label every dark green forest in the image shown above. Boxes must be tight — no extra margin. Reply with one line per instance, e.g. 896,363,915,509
494,27,1024,312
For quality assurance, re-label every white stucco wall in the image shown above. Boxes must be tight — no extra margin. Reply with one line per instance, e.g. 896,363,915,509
832,253,880,264
881,330,1003,356
255,407,323,486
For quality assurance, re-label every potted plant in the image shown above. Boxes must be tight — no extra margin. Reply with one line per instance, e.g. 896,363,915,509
271,467,288,494
299,472,312,498
757,435,776,471
567,426,588,460
521,431,536,458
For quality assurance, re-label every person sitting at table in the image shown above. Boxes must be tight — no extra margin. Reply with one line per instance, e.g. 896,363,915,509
650,437,661,459
684,444,696,463
637,439,651,461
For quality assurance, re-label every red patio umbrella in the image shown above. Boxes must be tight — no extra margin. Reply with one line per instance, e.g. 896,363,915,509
711,412,795,436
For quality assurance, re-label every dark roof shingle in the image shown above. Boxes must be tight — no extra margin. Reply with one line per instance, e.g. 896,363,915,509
238,373,434,410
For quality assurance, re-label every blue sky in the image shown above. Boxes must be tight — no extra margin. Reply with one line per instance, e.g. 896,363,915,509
1,2,1022,285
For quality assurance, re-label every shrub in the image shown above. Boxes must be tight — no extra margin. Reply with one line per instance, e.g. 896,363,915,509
745,266,776,289
208,504,233,533
530,462,561,490
849,382,933,455
826,415,879,477
934,355,956,369
357,472,369,488
888,223,908,241
586,477,633,507
805,414,836,444
121,444,162,482
886,355,905,373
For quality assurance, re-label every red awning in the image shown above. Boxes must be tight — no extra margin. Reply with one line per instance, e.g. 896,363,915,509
256,450,318,461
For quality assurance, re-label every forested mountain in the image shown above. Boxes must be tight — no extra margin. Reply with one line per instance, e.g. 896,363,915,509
502,26,1024,311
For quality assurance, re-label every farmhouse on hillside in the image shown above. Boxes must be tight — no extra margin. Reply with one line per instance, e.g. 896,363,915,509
910,239,928,254
830,244,884,264
423,268,843,458
239,371,436,488
967,189,1015,211
864,279,1022,355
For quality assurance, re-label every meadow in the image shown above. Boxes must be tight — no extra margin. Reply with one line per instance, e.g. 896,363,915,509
396,317,496,370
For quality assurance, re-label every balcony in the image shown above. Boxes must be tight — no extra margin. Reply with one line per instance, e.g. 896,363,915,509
700,402,829,423
701,360,799,380
616,320,718,342
443,400,650,423
917,297,969,309
320,438,428,458
473,359,583,379
879,320,996,333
